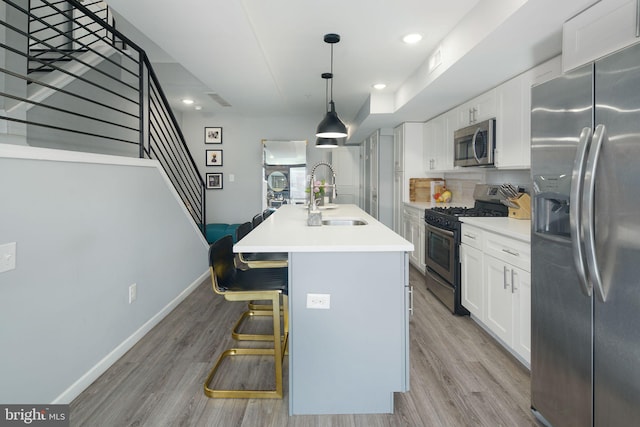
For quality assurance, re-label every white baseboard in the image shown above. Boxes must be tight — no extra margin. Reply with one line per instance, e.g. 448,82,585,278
52,270,209,404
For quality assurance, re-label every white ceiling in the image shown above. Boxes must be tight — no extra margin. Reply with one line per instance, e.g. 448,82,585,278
107,0,596,143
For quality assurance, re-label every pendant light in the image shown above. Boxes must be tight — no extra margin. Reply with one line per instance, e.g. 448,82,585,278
316,33,348,139
316,72,339,147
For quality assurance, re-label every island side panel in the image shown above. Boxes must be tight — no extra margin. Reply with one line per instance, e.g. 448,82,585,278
288,251,408,415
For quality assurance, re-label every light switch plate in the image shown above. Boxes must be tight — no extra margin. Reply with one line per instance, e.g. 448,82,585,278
0,242,17,273
306,293,330,309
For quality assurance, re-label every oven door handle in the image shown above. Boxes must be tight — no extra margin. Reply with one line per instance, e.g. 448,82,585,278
425,223,455,237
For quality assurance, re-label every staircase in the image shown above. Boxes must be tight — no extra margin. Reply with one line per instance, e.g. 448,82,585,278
0,0,206,230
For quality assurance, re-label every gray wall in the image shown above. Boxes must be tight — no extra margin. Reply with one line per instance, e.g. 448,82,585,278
0,145,209,403
180,112,330,224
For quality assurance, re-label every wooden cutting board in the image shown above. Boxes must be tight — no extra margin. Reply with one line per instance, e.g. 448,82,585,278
409,178,444,202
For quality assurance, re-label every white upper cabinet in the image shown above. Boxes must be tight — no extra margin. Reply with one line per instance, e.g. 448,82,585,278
563,0,640,72
456,89,497,128
495,56,561,169
393,123,424,233
393,125,404,172
393,122,423,175
496,74,529,169
415,55,560,173
423,110,455,172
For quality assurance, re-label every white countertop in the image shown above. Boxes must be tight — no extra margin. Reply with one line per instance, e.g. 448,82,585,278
460,217,531,242
234,204,413,253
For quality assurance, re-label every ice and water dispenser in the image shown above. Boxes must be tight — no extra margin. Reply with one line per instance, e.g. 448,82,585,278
533,174,572,238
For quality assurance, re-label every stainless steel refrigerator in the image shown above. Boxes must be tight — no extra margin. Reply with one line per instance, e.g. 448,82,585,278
531,42,640,427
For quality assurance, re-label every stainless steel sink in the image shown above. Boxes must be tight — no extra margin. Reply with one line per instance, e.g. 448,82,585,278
321,218,367,226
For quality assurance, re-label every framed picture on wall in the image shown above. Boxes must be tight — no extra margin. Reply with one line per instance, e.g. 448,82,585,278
205,127,222,144
205,149,223,166
206,173,223,189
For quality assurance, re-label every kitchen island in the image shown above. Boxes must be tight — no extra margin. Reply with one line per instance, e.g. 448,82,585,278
234,204,413,415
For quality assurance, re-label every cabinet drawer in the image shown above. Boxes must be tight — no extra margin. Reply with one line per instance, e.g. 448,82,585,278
461,224,483,250
403,205,422,220
484,233,530,272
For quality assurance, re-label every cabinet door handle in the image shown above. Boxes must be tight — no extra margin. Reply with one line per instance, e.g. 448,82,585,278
502,248,520,257
511,269,517,293
468,108,473,124
409,285,414,316
503,266,510,289
463,233,476,240
636,0,640,37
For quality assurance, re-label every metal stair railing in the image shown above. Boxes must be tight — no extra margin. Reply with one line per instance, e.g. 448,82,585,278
0,0,206,232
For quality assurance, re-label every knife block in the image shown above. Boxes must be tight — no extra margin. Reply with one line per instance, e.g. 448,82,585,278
508,193,531,220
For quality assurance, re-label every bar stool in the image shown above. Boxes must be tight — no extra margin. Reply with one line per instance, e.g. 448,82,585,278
235,222,288,269
204,235,287,399
263,208,274,219
234,221,288,337
252,212,264,228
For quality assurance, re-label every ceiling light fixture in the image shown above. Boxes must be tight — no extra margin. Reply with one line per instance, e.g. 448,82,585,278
182,98,194,105
403,33,423,44
316,33,348,139
316,72,339,148
373,83,387,90
316,137,340,148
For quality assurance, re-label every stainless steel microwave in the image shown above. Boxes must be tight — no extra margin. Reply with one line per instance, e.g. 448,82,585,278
453,118,496,167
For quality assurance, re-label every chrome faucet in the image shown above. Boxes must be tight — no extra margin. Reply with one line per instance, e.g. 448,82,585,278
307,161,337,225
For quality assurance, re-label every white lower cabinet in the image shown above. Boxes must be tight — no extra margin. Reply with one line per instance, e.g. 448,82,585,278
460,223,531,365
512,268,531,362
403,205,425,274
460,225,484,318
484,255,531,364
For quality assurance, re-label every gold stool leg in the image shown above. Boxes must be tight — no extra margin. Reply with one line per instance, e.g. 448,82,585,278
204,292,283,399
231,309,277,341
235,296,288,343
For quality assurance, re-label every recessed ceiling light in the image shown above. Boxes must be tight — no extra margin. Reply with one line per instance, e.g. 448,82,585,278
373,83,386,90
403,33,423,44
194,106,202,110
182,98,194,105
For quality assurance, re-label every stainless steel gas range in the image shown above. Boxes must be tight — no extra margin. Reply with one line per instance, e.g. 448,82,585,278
424,184,508,315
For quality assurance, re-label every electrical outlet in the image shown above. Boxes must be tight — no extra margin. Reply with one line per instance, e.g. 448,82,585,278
306,293,330,309
128,283,137,304
0,242,16,273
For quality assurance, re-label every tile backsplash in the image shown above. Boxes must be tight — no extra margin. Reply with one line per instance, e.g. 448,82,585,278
442,169,532,201
442,178,480,204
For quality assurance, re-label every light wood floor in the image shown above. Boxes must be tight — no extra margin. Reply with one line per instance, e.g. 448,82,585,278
71,266,539,426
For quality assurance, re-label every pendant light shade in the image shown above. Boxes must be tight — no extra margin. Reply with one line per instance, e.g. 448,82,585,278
315,137,339,148
316,101,347,138
316,33,348,139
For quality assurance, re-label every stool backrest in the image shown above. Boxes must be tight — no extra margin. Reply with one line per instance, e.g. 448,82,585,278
252,213,264,228
208,235,236,291
263,209,274,219
235,222,252,242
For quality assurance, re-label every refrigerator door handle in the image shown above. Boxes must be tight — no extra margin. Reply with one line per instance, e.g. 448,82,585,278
583,124,607,302
570,126,594,297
